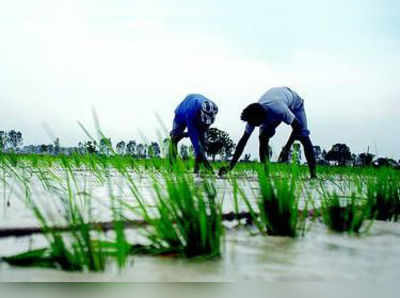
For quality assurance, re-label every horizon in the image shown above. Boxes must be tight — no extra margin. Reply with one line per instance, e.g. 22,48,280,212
0,126,395,164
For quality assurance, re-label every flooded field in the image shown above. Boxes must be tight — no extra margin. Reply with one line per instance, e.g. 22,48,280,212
0,154,399,286
1,221,400,282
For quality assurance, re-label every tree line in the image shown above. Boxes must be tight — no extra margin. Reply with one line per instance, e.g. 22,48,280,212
314,143,399,168
1,129,399,168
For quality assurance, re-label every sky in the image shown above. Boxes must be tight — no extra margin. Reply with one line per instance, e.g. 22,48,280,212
0,0,399,160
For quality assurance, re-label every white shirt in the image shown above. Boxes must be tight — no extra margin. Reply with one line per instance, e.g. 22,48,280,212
245,87,304,135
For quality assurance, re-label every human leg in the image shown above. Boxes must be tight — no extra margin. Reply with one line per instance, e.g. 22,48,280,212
294,104,316,178
298,135,317,178
169,116,187,162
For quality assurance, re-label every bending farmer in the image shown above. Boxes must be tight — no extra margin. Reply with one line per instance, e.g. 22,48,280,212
170,94,218,173
219,87,317,178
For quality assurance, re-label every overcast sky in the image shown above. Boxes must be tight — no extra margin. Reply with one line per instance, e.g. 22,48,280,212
0,0,399,160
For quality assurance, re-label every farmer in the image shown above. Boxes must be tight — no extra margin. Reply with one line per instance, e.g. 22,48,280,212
170,94,218,173
219,87,317,178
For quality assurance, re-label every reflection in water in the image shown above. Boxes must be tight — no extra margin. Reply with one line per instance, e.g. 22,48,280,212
1,221,399,283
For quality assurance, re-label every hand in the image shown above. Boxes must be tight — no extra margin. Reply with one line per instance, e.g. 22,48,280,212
278,147,290,163
218,166,229,177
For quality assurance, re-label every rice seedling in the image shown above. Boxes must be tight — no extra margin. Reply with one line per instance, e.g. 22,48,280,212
320,192,371,234
367,171,400,222
256,167,303,237
230,164,306,237
135,166,224,258
2,155,130,272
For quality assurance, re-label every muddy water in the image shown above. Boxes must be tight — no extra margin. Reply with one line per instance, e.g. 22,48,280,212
1,221,399,283
0,171,329,229
0,171,399,286
0,173,262,229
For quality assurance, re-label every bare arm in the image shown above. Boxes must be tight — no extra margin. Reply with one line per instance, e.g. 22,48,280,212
259,133,271,164
285,118,302,148
228,132,251,171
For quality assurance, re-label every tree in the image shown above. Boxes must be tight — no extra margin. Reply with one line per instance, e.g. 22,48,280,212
7,130,23,151
78,141,86,154
54,138,60,155
99,138,112,155
17,131,23,148
148,142,161,158
40,144,49,154
180,144,190,160
373,158,399,168
358,152,374,166
326,143,352,166
0,131,7,152
84,141,97,154
116,141,126,155
313,146,322,161
136,143,147,159
311,146,330,165
47,144,54,155
205,128,235,161
126,140,137,156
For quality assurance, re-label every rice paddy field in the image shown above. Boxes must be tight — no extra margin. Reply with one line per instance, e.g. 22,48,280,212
0,152,399,284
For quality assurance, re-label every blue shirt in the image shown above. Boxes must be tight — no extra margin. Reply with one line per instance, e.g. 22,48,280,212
175,94,211,157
